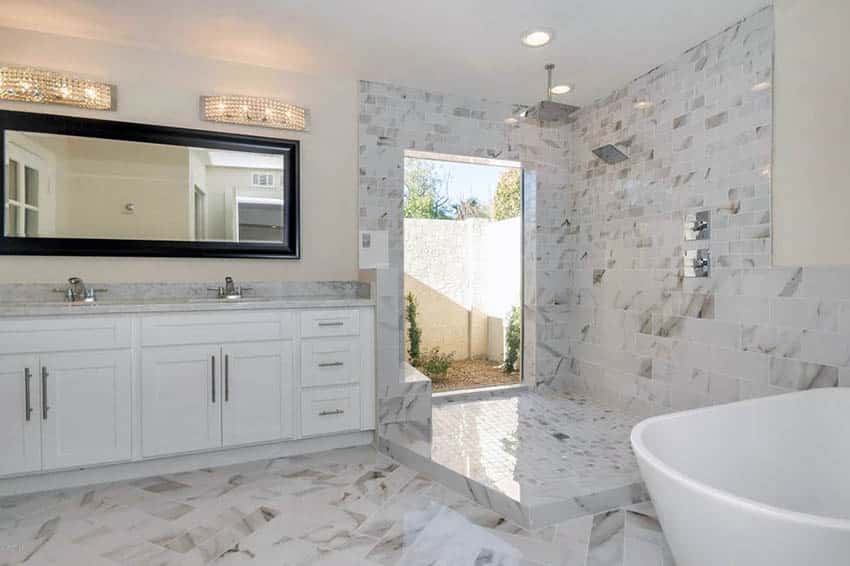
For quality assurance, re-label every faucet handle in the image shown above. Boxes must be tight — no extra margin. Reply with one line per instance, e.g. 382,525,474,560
52,288,75,302
207,287,225,298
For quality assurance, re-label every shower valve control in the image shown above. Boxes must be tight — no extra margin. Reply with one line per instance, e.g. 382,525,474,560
684,211,710,240
684,249,710,278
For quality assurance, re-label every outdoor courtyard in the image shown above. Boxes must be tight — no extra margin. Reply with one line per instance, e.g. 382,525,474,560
403,155,522,391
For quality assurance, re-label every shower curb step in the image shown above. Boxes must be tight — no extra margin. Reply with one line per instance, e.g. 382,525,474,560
378,436,649,529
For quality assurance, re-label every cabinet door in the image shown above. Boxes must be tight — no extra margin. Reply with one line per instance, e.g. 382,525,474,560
0,355,41,475
40,350,132,470
222,341,293,446
141,345,221,457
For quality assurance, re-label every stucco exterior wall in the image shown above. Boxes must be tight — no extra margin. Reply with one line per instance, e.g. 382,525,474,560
404,217,520,361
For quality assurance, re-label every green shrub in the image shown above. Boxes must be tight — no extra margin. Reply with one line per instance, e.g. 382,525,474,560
503,306,521,373
420,347,454,380
405,292,422,366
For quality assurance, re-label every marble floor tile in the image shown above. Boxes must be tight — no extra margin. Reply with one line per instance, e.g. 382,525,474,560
0,446,673,566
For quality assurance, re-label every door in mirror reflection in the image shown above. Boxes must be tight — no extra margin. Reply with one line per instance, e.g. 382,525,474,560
3,131,287,243
4,143,44,238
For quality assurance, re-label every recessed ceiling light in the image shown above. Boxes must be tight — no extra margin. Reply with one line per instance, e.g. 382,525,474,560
633,100,654,110
521,28,553,48
550,84,572,95
751,81,771,92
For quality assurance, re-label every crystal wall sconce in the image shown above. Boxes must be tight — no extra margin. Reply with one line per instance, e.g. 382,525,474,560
0,65,115,110
200,95,309,132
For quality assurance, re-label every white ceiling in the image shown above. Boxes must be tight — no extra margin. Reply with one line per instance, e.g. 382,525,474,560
0,0,770,105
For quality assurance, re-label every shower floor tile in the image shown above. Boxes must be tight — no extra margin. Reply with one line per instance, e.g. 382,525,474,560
431,391,647,527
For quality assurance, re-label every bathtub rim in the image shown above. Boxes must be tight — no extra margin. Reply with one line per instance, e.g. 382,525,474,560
630,388,850,532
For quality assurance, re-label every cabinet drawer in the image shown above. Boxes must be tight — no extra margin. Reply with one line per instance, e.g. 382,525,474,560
301,386,360,437
141,311,294,346
0,317,131,355
300,310,359,338
301,337,359,387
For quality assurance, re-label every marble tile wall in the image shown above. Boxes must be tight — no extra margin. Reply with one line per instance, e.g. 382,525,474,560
358,81,572,453
542,7,850,411
359,5,850,440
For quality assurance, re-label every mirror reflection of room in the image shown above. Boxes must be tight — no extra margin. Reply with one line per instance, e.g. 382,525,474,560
3,131,286,243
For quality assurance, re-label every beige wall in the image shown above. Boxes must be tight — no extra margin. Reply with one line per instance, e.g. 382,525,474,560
773,0,850,266
405,274,470,360
0,27,358,283
51,137,190,240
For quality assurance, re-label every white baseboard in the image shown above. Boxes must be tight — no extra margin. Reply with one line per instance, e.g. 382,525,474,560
0,431,375,498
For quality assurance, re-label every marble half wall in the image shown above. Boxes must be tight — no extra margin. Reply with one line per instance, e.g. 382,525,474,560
358,80,573,455
544,7,850,411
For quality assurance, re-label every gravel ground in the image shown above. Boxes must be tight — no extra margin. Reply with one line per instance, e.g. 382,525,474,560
429,359,521,392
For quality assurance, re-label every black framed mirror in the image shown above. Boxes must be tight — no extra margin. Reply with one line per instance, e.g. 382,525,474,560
0,110,299,259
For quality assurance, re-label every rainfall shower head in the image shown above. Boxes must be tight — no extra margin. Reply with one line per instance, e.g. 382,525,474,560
592,144,629,164
520,64,579,125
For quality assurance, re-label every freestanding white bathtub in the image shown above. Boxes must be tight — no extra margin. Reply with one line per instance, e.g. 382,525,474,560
631,388,850,566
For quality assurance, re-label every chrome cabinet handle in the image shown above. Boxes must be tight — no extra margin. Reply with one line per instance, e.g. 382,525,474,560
41,367,49,420
318,322,344,327
24,368,32,421
318,362,344,368
211,355,216,403
319,409,344,416
224,355,229,402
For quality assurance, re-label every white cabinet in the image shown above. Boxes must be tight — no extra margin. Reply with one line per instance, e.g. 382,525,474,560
0,350,131,475
0,355,41,475
0,305,375,483
301,337,360,388
222,341,294,446
142,340,296,456
41,351,132,470
301,385,361,437
300,310,360,338
141,345,221,457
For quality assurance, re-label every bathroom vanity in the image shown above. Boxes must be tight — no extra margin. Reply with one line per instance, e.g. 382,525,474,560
0,294,375,495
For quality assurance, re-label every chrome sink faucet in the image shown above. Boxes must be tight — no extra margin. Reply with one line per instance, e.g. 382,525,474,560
209,276,251,299
53,277,107,303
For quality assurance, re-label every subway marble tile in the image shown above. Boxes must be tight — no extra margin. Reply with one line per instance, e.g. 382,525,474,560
797,330,850,368
771,298,840,332
769,357,839,390
741,325,801,358
714,295,770,324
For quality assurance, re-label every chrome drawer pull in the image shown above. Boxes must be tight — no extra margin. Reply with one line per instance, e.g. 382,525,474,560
318,322,344,327
318,361,344,368
211,355,216,404
319,409,345,416
224,355,229,403
41,367,49,420
24,368,32,421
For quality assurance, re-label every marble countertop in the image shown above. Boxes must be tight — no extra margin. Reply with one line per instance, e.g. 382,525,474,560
0,295,375,317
